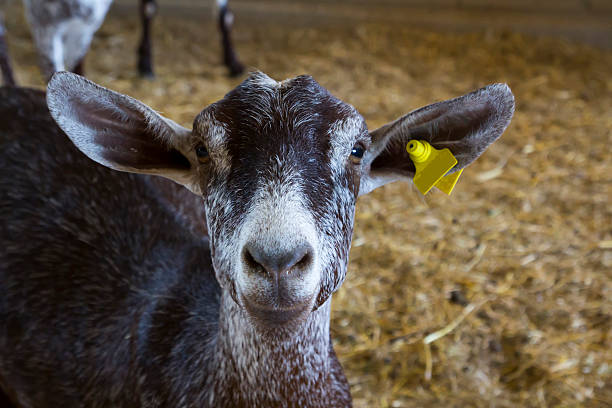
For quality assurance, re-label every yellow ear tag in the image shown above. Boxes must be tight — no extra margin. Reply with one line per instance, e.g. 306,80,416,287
435,168,463,195
406,140,462,195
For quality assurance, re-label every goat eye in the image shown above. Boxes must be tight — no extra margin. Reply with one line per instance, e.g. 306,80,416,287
350,146,365,163
195,145,209,162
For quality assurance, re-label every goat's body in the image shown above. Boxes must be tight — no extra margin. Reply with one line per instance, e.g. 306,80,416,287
0,86,218,405
23,0,112,77
0,87,350,407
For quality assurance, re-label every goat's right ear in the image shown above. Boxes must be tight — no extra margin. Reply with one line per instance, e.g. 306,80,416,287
46,72,202,194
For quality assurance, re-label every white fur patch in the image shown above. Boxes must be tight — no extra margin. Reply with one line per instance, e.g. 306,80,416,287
251,71,280,89
24,0,112,75
236,161,320,301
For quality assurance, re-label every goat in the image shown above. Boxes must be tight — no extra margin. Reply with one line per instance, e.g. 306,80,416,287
20,0,243,80
0,71,514,407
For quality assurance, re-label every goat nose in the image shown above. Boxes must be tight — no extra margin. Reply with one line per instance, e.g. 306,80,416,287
243,241,313,277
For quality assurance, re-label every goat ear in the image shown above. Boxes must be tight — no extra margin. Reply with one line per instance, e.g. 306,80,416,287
46,72,201,194
360,84,514,195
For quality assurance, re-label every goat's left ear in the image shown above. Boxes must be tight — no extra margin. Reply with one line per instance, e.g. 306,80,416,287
360,84,514,195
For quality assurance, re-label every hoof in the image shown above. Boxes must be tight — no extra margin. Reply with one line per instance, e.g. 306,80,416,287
138,69,155,80
228,61,245,77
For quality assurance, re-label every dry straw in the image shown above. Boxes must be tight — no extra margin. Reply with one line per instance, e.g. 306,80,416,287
3,3,611,407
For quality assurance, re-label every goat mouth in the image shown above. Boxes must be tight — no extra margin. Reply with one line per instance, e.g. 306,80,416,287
242,298,312,328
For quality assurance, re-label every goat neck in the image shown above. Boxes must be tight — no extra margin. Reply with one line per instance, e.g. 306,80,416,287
209,293,350,407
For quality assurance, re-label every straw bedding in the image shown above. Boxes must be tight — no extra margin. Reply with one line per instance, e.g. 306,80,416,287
2,4,611,407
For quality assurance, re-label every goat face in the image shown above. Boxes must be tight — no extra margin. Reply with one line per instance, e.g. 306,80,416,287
193,73,367,330
47,71,514,334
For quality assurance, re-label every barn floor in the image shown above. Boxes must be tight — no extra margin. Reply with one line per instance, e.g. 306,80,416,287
2,2,611,407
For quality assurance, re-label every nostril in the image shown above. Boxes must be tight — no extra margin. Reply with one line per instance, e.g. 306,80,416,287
294,250,311,270
243,245,266,275
283,242,312,275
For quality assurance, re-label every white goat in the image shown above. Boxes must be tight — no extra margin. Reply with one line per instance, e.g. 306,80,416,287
20,0,243,80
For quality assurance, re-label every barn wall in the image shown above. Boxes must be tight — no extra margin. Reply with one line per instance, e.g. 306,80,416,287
111,0,612,49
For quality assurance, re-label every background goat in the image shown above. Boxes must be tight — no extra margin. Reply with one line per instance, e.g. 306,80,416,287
0,71,514,407
6,0,243,82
